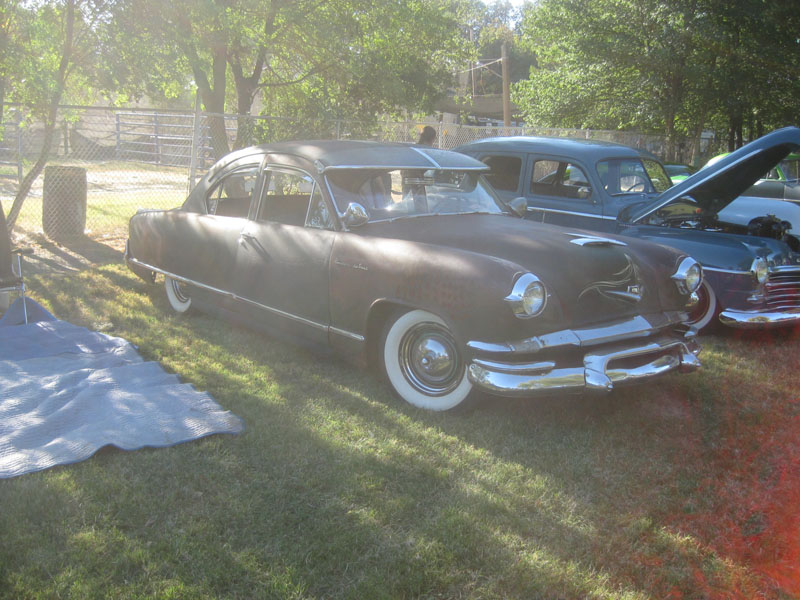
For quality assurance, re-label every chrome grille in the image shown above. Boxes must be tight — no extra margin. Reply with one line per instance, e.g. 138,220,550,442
765,270,800,309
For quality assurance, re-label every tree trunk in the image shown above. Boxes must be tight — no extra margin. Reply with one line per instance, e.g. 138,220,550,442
189,44,230,159
727,113,743,151
6,116,58,230
230,47,266,150
6,0,75,233
685,105,705,166
664,108,677,163
234,90,255,150
0,12,7,129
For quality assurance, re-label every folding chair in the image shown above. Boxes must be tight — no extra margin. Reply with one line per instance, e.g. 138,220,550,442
0,200,33,324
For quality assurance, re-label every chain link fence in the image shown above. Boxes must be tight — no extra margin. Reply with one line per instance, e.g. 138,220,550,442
1,104,675,242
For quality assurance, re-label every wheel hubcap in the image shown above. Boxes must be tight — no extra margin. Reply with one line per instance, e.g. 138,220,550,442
399,323,462,396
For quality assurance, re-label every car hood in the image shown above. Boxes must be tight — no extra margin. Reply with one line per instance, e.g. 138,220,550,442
620,222,800,271
626,127,800,224
359,214,690,326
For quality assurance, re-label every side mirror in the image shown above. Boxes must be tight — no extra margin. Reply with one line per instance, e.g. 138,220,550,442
507,196,528,218
342,202,369,228
577,186,591,200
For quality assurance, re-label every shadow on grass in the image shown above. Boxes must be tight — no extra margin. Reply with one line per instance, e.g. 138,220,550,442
16,231,124,277
4,265,796,599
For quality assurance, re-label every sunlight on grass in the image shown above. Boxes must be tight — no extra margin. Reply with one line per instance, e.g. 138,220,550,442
2,262,797,598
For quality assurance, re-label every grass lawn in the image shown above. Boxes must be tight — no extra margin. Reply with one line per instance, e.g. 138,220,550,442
2,159,189,237
1,248,799,599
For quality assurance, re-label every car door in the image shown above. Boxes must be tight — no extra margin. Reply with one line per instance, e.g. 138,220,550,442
233,163,336,345
523,156,610,231
163,159,261,296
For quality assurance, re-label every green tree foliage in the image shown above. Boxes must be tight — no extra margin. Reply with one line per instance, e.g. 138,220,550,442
103,0,472,155
0,0,21,125
5,0,109,230
254,0,473,142
705,0,800,149
514,0,800,161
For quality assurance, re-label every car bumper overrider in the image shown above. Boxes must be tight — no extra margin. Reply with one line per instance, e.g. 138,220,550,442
466,313,700,397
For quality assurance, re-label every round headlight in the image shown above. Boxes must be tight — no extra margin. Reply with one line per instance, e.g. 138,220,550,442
672,257,703,294
685,262,702,293
751,257,769,284
506,273,547,318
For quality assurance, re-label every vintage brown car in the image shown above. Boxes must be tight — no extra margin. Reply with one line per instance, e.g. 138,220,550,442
125,141,702,411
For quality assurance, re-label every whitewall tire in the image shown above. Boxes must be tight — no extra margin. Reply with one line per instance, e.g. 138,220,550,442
686,280,718,331
164,275,193,313
381,309,475,411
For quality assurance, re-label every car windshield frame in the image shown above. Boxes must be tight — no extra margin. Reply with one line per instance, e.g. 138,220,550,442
597,157,672,196
324,168,507,223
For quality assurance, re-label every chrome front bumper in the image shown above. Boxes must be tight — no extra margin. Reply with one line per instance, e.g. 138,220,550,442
466,314,701,397
719,308,800,328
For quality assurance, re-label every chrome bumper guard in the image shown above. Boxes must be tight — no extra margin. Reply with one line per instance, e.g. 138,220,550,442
466,315,700,397
719,307,800,329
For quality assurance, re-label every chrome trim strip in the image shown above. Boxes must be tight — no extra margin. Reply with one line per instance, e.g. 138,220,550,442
466,313,688,356
526,206,617,221
329,327,365,342
702,266,751,276
471,358,556,374
719,307,800,328
126,256,367,341
467,335,700,397
567,234,627,247
705,264,800,277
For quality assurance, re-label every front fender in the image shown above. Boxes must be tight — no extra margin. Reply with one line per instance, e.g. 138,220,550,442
328,234,566,347
619,224,765,272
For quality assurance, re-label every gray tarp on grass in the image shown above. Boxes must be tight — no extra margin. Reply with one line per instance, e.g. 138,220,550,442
0,299,244,478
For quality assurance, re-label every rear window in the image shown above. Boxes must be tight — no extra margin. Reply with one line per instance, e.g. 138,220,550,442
481,155,522,192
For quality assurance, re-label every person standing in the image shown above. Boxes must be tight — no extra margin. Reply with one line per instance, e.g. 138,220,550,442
417,126,436,146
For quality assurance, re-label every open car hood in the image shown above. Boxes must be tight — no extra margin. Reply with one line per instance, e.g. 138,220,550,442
626,127,800,224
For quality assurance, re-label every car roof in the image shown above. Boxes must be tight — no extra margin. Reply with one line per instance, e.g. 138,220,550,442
456,136,646,162
235,139,488,172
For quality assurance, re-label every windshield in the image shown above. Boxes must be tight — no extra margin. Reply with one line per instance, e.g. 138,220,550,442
779,157,800,183
325,169,505,222
597,158,672,195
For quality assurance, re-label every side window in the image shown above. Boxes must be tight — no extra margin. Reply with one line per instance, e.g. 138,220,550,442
482,155,522,192
206,165,260,217
530,160,591,200
561,163,592,199
530,159,562,194
257,169,314,227
306,185,334,230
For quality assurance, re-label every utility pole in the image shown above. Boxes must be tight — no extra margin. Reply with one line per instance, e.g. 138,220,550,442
501,40,511,127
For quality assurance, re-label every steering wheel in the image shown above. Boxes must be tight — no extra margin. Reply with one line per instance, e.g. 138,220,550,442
620,178,646,193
